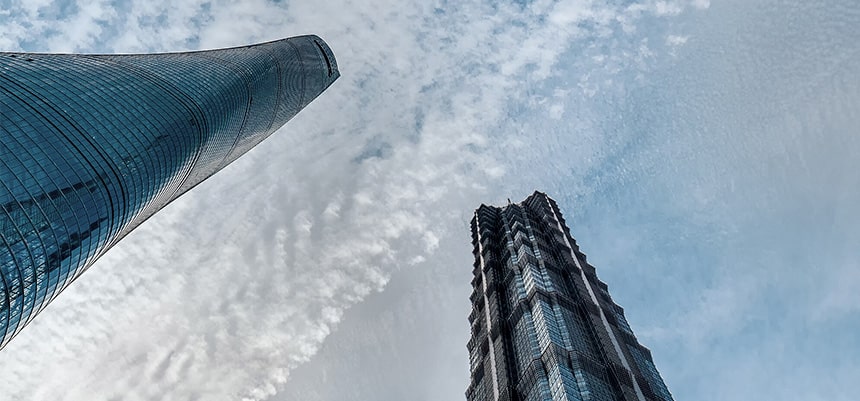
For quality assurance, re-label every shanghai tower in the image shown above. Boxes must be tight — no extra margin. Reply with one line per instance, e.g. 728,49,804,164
0,35,339,348
467,192,673,401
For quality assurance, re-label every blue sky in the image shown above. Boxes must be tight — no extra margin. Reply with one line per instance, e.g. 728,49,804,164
1,0,858,400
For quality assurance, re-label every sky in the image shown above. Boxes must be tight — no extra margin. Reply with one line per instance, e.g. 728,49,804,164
0,0,858,400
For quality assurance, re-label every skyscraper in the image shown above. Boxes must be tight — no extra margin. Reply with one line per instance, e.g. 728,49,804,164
467,192,673,401
0,35,339,348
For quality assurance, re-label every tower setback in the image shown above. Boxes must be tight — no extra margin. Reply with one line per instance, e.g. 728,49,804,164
0,35,339,348
467,192,673,401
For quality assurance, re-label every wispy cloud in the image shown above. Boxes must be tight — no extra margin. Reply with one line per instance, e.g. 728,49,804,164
4,0,858,401
0,0,701,399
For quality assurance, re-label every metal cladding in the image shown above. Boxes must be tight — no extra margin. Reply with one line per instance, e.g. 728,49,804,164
467,192,673,401
0,35,339,348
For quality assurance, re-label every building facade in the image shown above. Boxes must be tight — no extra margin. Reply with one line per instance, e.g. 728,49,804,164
467,192,673,401
0,35,338,348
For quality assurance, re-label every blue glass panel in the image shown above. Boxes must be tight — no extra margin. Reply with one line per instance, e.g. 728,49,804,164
0,35,339,348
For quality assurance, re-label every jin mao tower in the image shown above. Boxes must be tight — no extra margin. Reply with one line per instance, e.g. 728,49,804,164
467,192,672,401
0,35,338,348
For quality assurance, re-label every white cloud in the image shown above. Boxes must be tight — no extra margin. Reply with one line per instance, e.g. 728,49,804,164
691,0,711,9
8,1,849,401
666,34,688,46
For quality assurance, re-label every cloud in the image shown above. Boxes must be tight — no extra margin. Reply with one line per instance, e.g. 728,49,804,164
4,1,855,401
665,34,688,46
1,0,697,398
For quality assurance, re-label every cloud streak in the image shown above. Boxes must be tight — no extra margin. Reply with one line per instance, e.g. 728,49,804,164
5,1,857,401
0,0,704,399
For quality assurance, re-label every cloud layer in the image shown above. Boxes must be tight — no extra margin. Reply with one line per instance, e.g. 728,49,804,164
2,0,858,401
0,0,703,399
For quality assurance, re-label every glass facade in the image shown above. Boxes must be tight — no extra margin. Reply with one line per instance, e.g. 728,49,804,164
466,192,673,401
0,35,339,348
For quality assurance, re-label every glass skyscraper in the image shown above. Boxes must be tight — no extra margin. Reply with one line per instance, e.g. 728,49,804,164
467,192,673,401
0,35,339,348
